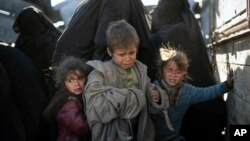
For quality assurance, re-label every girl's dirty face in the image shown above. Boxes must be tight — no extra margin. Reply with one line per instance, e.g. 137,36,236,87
162,60,186,87
64,70,85,95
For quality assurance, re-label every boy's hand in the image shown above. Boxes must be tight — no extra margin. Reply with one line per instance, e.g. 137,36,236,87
150,84,160,103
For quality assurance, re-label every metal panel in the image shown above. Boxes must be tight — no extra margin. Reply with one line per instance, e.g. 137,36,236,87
211,0,249,43
214,36,250,125
216,0,246,28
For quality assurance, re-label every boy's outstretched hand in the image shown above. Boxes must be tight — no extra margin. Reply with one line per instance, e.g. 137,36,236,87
150,84,160,103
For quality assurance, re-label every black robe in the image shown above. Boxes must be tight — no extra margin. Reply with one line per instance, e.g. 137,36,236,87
53,0,157,79
0,42,50,141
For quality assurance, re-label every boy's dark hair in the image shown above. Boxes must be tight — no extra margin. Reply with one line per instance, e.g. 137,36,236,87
106,19,139,53
54,56,87,87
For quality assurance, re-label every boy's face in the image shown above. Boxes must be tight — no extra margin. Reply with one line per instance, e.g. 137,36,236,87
162,60,186,87
64,70,85,95
108,44,137,69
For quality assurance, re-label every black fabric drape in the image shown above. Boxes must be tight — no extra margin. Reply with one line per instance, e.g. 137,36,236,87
0,43,50,141
152,0,215,86
53,0,156,79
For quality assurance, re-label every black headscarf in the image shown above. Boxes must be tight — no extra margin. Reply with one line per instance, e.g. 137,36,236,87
13,6,61,75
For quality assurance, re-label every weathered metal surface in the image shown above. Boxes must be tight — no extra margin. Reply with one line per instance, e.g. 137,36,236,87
214,35,250,125
198,2,250,140
208,0,249,43
215,0,246,28
227,64,250,124
215,36,250,65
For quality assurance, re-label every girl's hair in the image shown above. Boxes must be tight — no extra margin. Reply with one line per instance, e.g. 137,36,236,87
106,19,139,53
54,56,87,87
160,50,190,79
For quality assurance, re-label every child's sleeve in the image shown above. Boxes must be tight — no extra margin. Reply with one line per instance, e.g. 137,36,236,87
146,80,174,131
189,83,228,105
84,70,147,127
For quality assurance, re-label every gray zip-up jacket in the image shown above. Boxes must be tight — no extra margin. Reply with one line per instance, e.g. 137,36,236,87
83,60,164,141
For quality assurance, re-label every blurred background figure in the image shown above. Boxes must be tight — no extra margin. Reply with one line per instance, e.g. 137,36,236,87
53,0,83,27
0,0,61,43
0,41,51,141
13,6,61,80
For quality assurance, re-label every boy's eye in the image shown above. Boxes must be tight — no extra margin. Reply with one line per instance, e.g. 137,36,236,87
118,53,125,56
129,51,135,55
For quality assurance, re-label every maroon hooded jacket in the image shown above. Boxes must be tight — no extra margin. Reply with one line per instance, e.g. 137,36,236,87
56,97,91,141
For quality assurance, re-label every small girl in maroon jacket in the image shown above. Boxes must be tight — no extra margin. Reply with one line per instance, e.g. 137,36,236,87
43,56,91,141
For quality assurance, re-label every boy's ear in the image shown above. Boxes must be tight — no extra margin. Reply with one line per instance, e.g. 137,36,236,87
107,48,112,56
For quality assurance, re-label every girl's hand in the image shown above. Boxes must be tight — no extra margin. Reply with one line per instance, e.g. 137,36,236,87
150,84,160,103
226,68,234,88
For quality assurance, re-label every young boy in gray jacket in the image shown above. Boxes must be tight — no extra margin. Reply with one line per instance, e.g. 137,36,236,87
83,20,171,141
